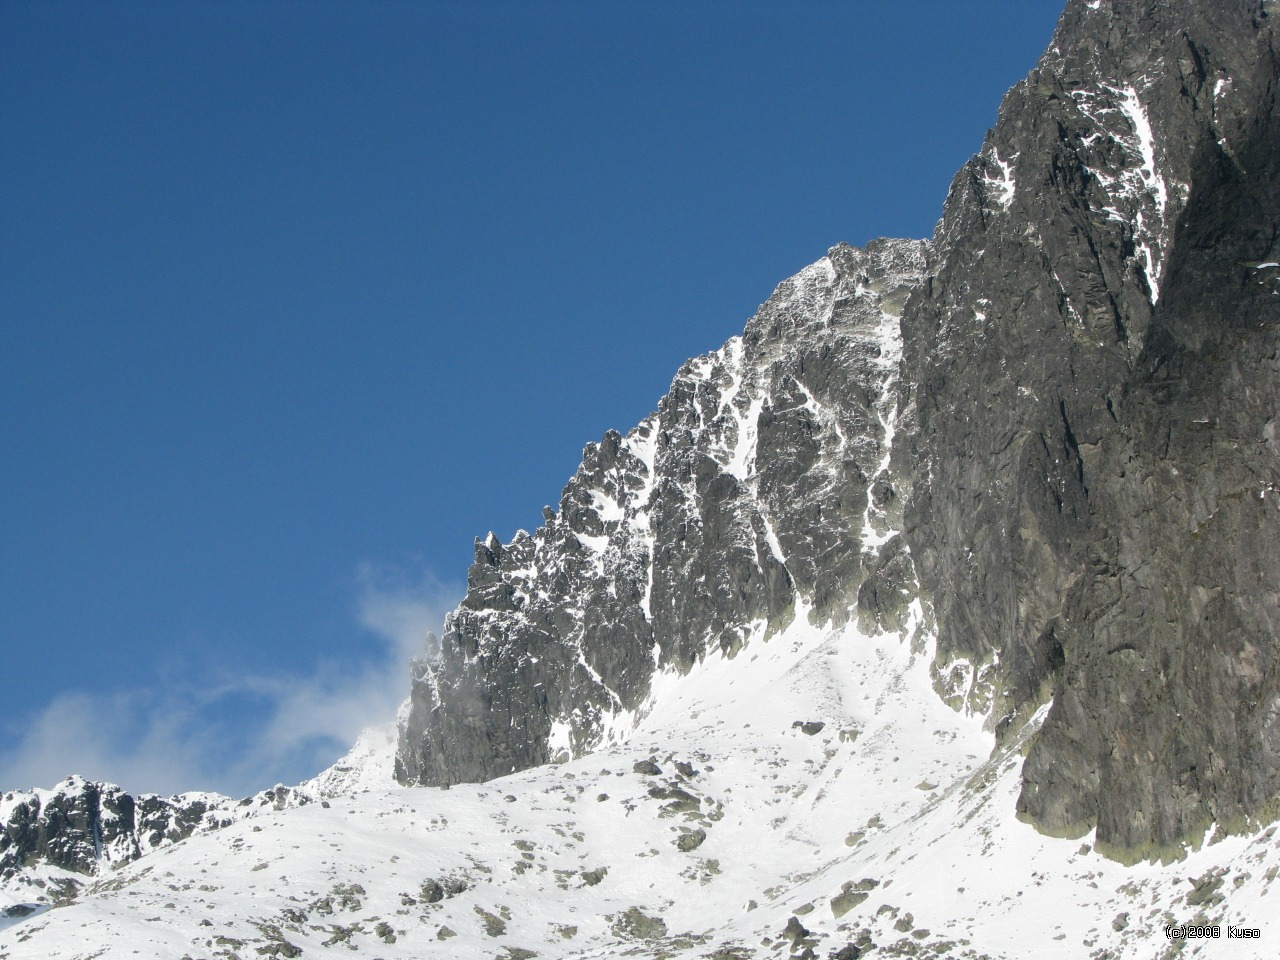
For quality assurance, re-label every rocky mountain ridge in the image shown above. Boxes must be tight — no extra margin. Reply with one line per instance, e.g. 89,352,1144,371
397,237,929,788
0,726,398,914
397,0,1280,861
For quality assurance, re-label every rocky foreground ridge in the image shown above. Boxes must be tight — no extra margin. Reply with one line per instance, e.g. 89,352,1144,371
398,0,1280,861
0,726,398,913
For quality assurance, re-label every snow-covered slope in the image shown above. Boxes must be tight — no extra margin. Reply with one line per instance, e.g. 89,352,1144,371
301,724,400,800
0,729,400,931
5,606,1277,958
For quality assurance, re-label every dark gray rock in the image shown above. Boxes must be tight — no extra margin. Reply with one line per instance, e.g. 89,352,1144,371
396,240,929,787
855,534,915,637
780,915,809,945
899,0,1280,857
610,906,668,941
829,889,867,920
0,776,312,892
675,828,706,852
0,777,215,882
391,0,1280,863
419,876,467,903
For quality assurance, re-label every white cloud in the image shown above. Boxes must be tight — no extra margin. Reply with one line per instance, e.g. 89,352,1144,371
0,689,218,797
0,567,460,798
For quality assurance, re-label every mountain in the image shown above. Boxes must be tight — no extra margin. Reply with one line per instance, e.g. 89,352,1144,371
396,236,928,788
3,0,1278,957
398,0,1280,862
906,0,1280,862
0,728,400,912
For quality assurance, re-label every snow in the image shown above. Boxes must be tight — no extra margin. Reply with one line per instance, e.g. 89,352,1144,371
757,508,787,566
573,646,622,712
586,488,625,524
860,302,906,552
619,417,660,622
983,149,1017,210
8,551,1276,959
593,703,638,748
1070,80,1176,306
1117,83,1167,302
725,392,764,483
302,723,400,799
546,719,573,763
709,337,764,484
572,531,609,575
1050,267,1085,326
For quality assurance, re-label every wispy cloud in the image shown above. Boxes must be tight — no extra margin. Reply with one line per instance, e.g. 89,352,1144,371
0,567,459,798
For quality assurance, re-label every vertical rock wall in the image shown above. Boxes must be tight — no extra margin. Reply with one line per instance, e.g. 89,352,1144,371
903,0,1280,855
397,0,1280,859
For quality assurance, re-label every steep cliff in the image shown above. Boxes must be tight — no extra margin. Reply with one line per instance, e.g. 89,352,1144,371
397,238,929,786
903,0,1280,857
397,0,1280,860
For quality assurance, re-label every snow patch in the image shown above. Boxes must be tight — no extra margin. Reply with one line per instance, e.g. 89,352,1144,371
1117,84,1167,301
1070,80,1176,305
983,149,1017,210
545,719,573,762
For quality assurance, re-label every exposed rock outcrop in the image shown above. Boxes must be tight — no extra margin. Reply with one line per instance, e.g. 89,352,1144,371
397,0,1280,860
0,774,330,901
1,777,231,884
902,0,1280,856
396,238,928,786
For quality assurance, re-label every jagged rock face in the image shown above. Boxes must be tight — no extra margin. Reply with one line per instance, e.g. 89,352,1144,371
398,0,1280,859
0,778,223,882
1,780,123,879
902,0,1280,855
0,776,326,894
396,238,928,786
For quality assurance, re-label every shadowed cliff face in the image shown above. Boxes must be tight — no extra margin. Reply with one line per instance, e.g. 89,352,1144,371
904,0,1280,855
1023,23,1280,857
397,0,1279,859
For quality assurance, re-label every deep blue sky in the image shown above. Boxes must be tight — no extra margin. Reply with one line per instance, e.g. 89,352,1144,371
1,0,1064,796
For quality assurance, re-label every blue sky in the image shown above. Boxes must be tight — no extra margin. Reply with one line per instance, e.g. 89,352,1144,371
1,0,1064,797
